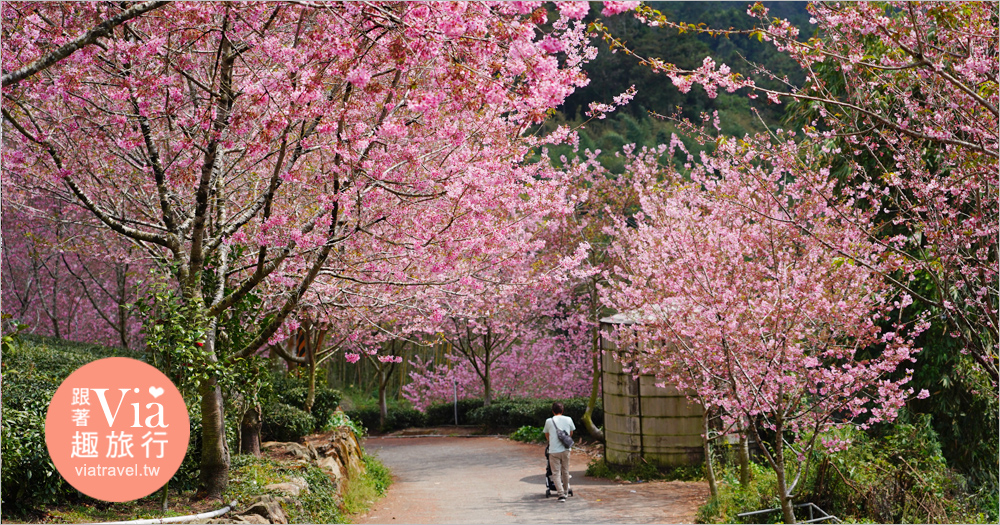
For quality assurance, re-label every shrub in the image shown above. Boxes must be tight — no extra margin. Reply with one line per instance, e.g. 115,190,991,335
1,408,74,515
344,406,381,435
695,462,780,524
311,388,343,431
170,403,202,491
0,336,131,516
323,411,366,438
468,398,602,431
424,399,484,426
802,414,989,524
261,403,315,443
586,457,704,483
279,385,310,409
697,414,991,524
510,426,545,443
383,407,426,431
345,406,426,433
263,371,342,432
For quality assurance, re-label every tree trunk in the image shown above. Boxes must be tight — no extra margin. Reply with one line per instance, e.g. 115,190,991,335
773,418,795,524
702,409,718,497
160,480,169,512
738,425,751,488
305,341,316,413
482,367,492,407
116,264,130,350
581,322,605,440
378,368,388,430
197,331,230,500
239,404,262,456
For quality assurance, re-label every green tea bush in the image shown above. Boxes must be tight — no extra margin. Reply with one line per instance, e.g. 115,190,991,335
261,403,315,443
424,399,484,426
1,409,74,515
510,425,545,443
383,407,426,431
467,398,602,430
345,405,426,433
0,336,133,516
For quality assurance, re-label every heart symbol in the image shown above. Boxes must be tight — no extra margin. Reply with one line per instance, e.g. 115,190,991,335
149,386,165,399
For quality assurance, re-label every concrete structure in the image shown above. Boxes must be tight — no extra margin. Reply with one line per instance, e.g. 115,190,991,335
600,313,704,468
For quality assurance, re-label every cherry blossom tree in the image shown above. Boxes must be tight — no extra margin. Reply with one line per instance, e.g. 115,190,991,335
533,141,644,438
603,137,928,523
1,1,169,88
398,229,595,410
2,1,597,497
2,199,144,349
596,0,998,388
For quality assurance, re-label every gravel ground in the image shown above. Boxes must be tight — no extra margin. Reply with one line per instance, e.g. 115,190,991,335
356,435,708,524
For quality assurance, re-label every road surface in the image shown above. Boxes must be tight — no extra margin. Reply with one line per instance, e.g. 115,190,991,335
356,435,708,524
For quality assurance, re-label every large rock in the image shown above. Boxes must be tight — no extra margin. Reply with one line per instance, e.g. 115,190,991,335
238,495,287,525
234,514,271,524
316,455,346,482
262,441,316,461
262,418,367,499
265,476,309,497
322,428,365,477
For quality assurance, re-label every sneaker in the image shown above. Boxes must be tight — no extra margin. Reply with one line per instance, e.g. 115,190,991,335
558,496,567,502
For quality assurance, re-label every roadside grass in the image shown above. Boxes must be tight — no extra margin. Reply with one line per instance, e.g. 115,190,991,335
341,454,393,517
585,457,704,483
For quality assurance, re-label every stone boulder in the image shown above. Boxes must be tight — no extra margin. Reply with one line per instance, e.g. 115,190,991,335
264,476,309,497
261,441,317,462
257,416,367,500
238,495,287,525
314,427,366,483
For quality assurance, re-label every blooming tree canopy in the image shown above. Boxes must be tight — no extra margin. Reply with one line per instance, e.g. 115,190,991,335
596,0,998,387
603,137,927,524
2,1,599,497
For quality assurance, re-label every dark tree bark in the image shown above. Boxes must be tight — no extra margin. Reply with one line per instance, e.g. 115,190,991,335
196,330,230,500
239,404,262,456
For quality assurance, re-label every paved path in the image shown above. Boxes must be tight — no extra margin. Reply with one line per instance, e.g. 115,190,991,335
356,436,708,524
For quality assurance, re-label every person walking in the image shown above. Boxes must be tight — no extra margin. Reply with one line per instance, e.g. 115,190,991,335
543,401,576,502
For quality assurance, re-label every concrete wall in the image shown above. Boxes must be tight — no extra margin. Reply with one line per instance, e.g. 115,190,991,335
601,321,704,468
